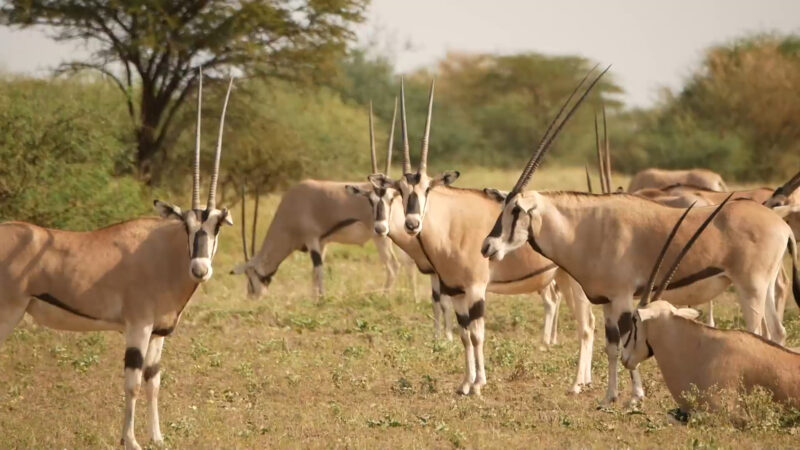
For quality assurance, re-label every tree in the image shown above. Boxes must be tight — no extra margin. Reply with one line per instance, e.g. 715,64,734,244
1,0,367,181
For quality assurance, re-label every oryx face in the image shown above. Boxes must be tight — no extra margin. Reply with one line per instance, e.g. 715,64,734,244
481,191,543,261
155,201,233,282
346,183,400,236
370,171,459,236
620,301,701,369
231,261,271,299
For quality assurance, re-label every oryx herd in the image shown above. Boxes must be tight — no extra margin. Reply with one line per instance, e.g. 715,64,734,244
2,66,800,448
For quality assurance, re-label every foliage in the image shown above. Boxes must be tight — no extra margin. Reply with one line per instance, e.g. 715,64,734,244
0,75,151,229
0,0,368,180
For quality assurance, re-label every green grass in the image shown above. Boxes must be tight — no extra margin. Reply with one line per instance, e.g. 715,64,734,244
1,167,798,448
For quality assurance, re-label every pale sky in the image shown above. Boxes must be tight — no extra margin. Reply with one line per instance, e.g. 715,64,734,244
1,0,798,107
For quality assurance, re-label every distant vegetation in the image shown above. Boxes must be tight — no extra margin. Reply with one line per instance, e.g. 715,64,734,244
0,24,798,228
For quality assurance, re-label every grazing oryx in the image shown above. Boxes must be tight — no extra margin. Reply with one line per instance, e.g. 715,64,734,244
0,73,235,450
621,198,800,412
230,106,418,299
481,66,799,405
368,79,596,395
627,168,728,193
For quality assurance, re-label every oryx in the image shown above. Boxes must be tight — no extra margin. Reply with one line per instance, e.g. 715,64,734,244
367,79,596,395
230,101,417,299
480,66,799,405
627,168,728,192
0,72,235,449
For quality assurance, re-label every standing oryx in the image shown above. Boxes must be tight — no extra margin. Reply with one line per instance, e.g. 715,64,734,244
0,72,235,450
230,102,418,300
627,168,728,192
481,66,799,405
367,79,596,395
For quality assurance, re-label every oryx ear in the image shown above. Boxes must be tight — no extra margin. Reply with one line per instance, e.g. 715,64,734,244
636,308,659,322
345,185,369,196
432,170,460,187
675,308,701,321
220,208,234,226
230,261,249,275
153,200,182,220
483,188,507,203
772,204,800,218
368,174,394,189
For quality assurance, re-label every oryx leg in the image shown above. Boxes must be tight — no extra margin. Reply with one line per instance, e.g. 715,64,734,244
705,301,715,327
540,281,561,349
0,297,29,342
453,287,486,396
776,266,789,323
121,324,153,450
732,276,773,341
764,268,786,345
558,273,595,394
306,239,325,297
373,235,400,293
430,275,453,341
602,299,644,405
402,252,419,300
143,336,165,445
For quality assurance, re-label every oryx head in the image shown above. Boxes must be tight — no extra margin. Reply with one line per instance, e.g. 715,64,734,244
481,66,609,261
155,70,235,283
620,195,731,369
764,170,800,208
346,99,402,237
229,182,267,298
368,78,459,236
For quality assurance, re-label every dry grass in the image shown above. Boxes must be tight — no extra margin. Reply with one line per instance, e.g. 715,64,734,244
1,167,798,448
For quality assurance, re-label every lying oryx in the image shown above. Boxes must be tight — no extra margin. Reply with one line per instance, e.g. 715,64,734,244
621,198,800,412
0,73,235,450
481,66,798,405
230,106,418,300
366,78,596,395
627,168,728,192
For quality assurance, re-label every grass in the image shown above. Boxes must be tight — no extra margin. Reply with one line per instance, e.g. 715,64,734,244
2,167,799,448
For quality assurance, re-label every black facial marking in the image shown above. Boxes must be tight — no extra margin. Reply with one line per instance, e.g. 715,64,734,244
405,172,421,185
624,316,637,348
508,206,522,242
456,312,470,329
406,192,420,214
376,199,386,221
588,295,611,305
310,250,323,267
33,293,99,321
605,323,620,344
488,216,503,238
432,289,441,303
201,209,210,221
192,229,209,259
152,327,175,337
375,187,386,197
143,364,161,382
255,269,276,284
124,347,144,370
469,300,485,321
527,235,545,256
618,312,633,337
321,218,360,240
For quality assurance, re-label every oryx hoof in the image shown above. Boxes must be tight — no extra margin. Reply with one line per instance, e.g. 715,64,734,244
600,393,618,406
445,331,454,342
457,381,472,396
627,394,645,408
568,384,582,395
122,438,142,450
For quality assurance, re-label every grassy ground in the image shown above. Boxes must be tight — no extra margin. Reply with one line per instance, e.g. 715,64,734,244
2,167,799,448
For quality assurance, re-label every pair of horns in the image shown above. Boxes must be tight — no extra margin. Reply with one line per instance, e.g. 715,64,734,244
594,106,613,194
772,169,800,200
510,65,610,197
639,193,733,307
239,183,260,261
369,97,398,176
399,77,435,175
192,67,234,210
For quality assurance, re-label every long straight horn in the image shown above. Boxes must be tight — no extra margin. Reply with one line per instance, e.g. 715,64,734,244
207,77,234,210
419,79,435,174
386,97,398,176
652,194,734,302
251,185,259,258
638,202,696,307
369,100,378,174
400,77,411,174
585,163,593,193
778,169,800,196
240,183,248,261
192,67,203,210
594,112,607,194
511,65,609,195
603,105,612,193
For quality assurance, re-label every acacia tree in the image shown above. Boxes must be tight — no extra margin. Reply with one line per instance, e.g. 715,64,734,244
1,0,367,181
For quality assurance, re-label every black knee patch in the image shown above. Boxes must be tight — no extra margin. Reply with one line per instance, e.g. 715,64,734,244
310,250,323,267
124,347,144,370
432,289,441,303
456,313,470,329
617,312,633,337
469,300,485,321
605,323,620,344
143,364,161,382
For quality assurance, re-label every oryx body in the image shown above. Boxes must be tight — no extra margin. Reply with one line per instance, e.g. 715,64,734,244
233,179,417,298
0,73,236,450
627,168,727,192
